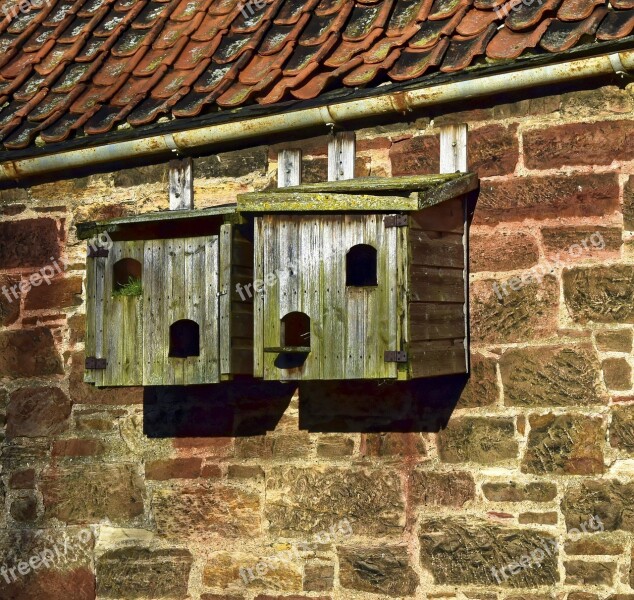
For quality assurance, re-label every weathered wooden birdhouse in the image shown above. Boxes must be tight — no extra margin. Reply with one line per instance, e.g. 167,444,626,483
238,173,478,382
77,207,253,386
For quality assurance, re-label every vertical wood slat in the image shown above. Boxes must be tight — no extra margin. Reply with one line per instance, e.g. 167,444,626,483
93,250,107,386
144,240,165,385
328,131,355,181
169,158,193,210
168,238,185,385
84,245,96,384
219,224,232,377
440,124,468,173
253,218,264,378
278,149,302,187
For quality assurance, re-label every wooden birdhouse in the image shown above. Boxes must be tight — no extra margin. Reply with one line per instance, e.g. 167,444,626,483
238,173,478,382
77,206,253,386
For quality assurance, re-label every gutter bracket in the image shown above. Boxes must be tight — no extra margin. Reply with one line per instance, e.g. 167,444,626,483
164,134,180,155
609,52,631,79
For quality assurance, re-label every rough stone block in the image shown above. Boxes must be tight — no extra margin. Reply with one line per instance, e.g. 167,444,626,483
51,438,105,457
481,482,557,503
564,560,615,586
0,327,63,377
390,135,440,176
518,512,557,525
7,386,71,438
470,276,559,345
469,124,519,177
625,175,634,231
9,494,38,522
523,120,634,169
562,480,634,532
596,329,633,353
564,535,624,555
338,545,418,596
24,275,83,310
195,147,268,179
0,275,20,326
266,466,404,536
303,561,334,592
522,413,604,475
419,517,558,586
470,231,539,273
541,226,622,263
457,353,499,407
316,436,354,457
97,547,192,599
475,174,619,225
500,345,607,407
145,458,202,480
602,358,632,391
610,405,634,451
0,218,60,268
153,483,260,540
41,463,145,524
564,265,634,324
361,432,425,457
112,163,168,187
410,470,475,507
437,417,518,464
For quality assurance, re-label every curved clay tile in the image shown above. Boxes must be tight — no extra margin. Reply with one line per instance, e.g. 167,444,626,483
596,7,634,39
299,4,354,46
408,6,467,47
316,0,350,16
259,15,310,54
557,0,605,21
239,44,295,84
387,0,435,35
486,19,551,59
284,33,337,73
611,0,634,8
540,6,606,50
505,0,562,31
171,0,215,22
173,37,223,70
133,37,189,76
231,0,283,33
191,12,232,41
456,7,500,34
362,24,418,61
343,1,393,41
325,27,383,66
291,56,363,97
388,37,448,79
439,22,496,71
258,62,319,103
429,0,472,21
274,0,320,25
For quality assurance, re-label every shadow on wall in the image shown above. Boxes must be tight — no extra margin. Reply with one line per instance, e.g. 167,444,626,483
143,375,466,437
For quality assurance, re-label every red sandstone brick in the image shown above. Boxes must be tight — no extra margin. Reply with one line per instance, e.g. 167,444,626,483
390,135,440,176
7,386,71,438
357,136,392,151
146,458,202,480
52,438,105,457
541,226,622,263
24,274,83,311
470,231,539,272
0,274,20,326
0,218,61,268
469,124,519,177
201,464,222,478
475,174,619,225
9,469,35,489
523,120,634,169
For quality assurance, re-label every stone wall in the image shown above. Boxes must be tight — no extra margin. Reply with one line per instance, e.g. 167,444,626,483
1,82,634,599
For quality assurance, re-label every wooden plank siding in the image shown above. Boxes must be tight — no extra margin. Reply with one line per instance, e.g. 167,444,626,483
255,214,400,381
407,195,469,378
89,236,226,386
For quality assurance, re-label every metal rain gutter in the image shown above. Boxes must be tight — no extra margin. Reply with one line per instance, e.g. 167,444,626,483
1,49,633,183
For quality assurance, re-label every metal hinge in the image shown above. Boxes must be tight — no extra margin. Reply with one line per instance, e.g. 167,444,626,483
384,350,408,363
384,215,408,227
85,357,107,369
87,246,109,258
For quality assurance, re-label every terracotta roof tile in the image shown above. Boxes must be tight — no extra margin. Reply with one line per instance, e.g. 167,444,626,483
541,6,606,50
487,19,551,58
597,7,634,39
557,0,604,21
0,0,632,152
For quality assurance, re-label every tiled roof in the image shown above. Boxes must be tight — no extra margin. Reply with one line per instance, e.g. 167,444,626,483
0,0,633,152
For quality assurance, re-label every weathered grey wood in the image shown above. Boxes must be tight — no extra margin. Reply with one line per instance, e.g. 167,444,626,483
328,131,355,181
204,236,220,382
93,252,106,386
169,158,193,211
409,266,465,303
440,124,468,174
143,239,166,385
410,231,464,268
396,222,409,380
252,217,265,378
409,339,467,377
409,302,466,340
417,175,477,210
230,228,254,375
278,149,302,187
219,224,232,377
84,246,96,384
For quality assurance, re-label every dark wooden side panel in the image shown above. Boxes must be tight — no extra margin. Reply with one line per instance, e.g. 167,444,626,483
231,228,254,375
407,195,468,378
